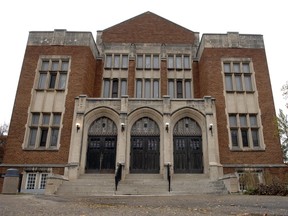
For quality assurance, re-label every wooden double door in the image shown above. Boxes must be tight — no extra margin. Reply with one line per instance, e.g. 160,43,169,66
130,136,160,173
173,136,203,173
86,136,116,173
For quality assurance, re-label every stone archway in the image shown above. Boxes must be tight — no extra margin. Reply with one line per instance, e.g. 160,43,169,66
130,117,160,173
173,117,203,173
86,117,117,173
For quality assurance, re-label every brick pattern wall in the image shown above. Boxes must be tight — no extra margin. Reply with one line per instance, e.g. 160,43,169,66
93,58,103,97
198,48,283,165
160,59,167,97
128,59,136,97
102,12,195,44
3,45,96,165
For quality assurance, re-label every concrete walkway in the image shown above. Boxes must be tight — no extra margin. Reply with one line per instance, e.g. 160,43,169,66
0,193,287,215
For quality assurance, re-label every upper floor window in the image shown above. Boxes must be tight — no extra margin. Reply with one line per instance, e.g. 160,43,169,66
27,112,61,149
103,78,127,98
168,55,191,70
105,54,128,69
136,79,159,98
37,59,69,90
224,62,253,92
136,54,160,70
229,113,261,150
168,79,192,98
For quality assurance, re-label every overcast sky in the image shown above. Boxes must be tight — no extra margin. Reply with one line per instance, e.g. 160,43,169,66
0,0,287,124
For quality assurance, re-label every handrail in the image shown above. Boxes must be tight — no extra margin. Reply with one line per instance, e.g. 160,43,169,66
115,163,122,191
167,163,171,192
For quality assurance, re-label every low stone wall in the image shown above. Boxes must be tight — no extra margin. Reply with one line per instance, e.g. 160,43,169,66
45,174,68,195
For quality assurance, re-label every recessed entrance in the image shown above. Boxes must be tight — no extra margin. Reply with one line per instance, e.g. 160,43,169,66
130,117,160,173
86,117,117,173
173,117,203,173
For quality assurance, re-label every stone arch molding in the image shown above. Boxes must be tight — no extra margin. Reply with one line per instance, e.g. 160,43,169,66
171,107,206,132
128,107,163,132
84,107,120,131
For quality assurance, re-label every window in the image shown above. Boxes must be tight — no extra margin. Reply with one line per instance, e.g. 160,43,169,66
114,55,120,68
28,113,61,149
228,113,260,149
153,55,159,69
137,54,160,70
105,55,112,68
168,56,174,69
37,59,69,90
112,79,119,98
168,79,192,98
122,55,128,69
135,79,160,98
224,62,253,92
184,56,190,69
145,55,151,69
105,54,128,69
39,173,48,189
25,172,49,191
26,173,36,189
137,55,143,68
167,54,191,70
103,79,127,98
238,171,262,191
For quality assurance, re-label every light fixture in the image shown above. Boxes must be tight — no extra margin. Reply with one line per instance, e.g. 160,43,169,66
121,123,125,132
209,123,213,135
165,123,169,132
76,123,80,132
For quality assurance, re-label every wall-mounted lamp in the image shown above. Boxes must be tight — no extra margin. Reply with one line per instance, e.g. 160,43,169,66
165,123,169,132
76,123,80,133
209,123,213,136
121,123,125,132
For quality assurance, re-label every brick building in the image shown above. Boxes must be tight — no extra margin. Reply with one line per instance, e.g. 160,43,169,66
1,12,286,194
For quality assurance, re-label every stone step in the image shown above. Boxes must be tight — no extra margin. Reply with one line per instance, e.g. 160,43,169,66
116,174,169,195
56,174,115,196
170,174,227,195
55,173,227,196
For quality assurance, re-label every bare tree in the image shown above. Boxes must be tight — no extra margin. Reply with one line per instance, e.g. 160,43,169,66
0,122,9,136
277,109,288,162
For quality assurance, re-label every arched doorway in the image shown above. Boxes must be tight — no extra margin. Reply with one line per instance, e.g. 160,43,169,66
86,117,117,173
130,117,160,173
173,117,203,173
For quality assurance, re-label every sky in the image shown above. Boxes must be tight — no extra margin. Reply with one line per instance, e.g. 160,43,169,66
0,0,287,125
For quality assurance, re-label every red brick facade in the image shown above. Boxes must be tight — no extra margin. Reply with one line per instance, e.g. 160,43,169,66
1,12,287,193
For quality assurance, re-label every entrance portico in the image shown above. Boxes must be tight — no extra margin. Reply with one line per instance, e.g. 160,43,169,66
66,95,223,181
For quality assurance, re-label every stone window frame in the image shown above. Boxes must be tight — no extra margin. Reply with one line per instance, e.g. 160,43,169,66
25,112,62,150
223,61,254,93
167,54,191,71
136,54,160,70
168,79,192,99
105,53,129,70
228,113,264,151
135,78,160,98
36,58,70,91
23,172,49,192
103,78,128,98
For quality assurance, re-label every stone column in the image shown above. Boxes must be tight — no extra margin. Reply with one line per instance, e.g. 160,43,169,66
204,96,223,180
163,96,172,177
66,95,86,179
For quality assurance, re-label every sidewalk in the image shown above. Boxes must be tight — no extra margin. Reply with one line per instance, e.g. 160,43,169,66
0,193,287,215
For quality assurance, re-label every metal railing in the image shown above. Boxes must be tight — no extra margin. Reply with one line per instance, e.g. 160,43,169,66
115,163,122,191
167,163,171,192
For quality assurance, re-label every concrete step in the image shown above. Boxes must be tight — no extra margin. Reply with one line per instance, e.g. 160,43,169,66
116,174,169,195
170,174,227,194
55,173,227,196
56,174,115,196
